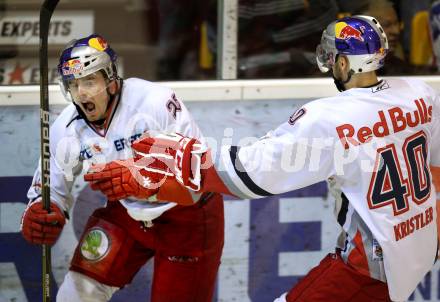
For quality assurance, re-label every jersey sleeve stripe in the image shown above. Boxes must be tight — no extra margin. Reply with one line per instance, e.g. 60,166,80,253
337,192,350,226
216,145,262,199
229,146,274,197
216,169,255,199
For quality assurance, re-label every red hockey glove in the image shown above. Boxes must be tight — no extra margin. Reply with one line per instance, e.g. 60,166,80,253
84,158,201,205
132,132,232,196
132,132,207,191
21,199,66,245
84,159,167,202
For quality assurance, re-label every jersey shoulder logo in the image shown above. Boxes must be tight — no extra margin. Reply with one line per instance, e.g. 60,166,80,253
371,80,390,93
288,108,306,126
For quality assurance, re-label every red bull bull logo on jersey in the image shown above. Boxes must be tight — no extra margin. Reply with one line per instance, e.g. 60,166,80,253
335,22,364,42
62,59,83,76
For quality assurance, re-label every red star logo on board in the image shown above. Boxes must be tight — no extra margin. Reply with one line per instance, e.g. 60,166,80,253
8,62,29,84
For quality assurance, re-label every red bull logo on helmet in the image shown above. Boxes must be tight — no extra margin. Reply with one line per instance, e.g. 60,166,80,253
377,47,386,56
335,22,365,42
88,36,108,52
62,59,83,76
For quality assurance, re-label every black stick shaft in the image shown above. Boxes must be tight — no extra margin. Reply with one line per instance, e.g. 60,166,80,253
39,1,60,301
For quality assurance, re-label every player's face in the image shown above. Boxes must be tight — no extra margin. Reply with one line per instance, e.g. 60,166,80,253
68,72,111,122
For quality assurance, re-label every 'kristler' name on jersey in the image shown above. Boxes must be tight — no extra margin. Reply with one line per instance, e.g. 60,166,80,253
336,98,433,149
393,206,434,241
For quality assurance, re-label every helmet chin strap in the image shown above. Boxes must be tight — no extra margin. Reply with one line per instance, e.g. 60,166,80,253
332,69,354,92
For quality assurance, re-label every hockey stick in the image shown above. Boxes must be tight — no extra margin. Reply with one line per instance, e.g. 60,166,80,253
39,1,60,301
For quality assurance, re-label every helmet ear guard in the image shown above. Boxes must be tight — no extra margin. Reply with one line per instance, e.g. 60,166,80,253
316,15,389,74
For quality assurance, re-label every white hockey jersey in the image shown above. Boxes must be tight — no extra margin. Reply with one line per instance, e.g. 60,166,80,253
215,78,440,301
28,78,203,221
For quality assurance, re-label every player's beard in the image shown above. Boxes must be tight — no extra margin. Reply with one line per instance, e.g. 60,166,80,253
333,75,347,92
332,66,354,92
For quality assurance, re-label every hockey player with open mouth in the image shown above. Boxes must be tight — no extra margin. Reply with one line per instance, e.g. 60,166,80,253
21,34,224,302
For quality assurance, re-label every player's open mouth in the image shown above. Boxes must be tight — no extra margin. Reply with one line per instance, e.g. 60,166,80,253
83,102,96,114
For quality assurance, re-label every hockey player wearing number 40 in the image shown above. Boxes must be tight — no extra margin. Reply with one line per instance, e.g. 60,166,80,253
87,16,440,302
20,34,224,302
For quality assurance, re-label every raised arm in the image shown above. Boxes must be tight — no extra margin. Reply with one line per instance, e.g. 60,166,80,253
131,105,338,203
